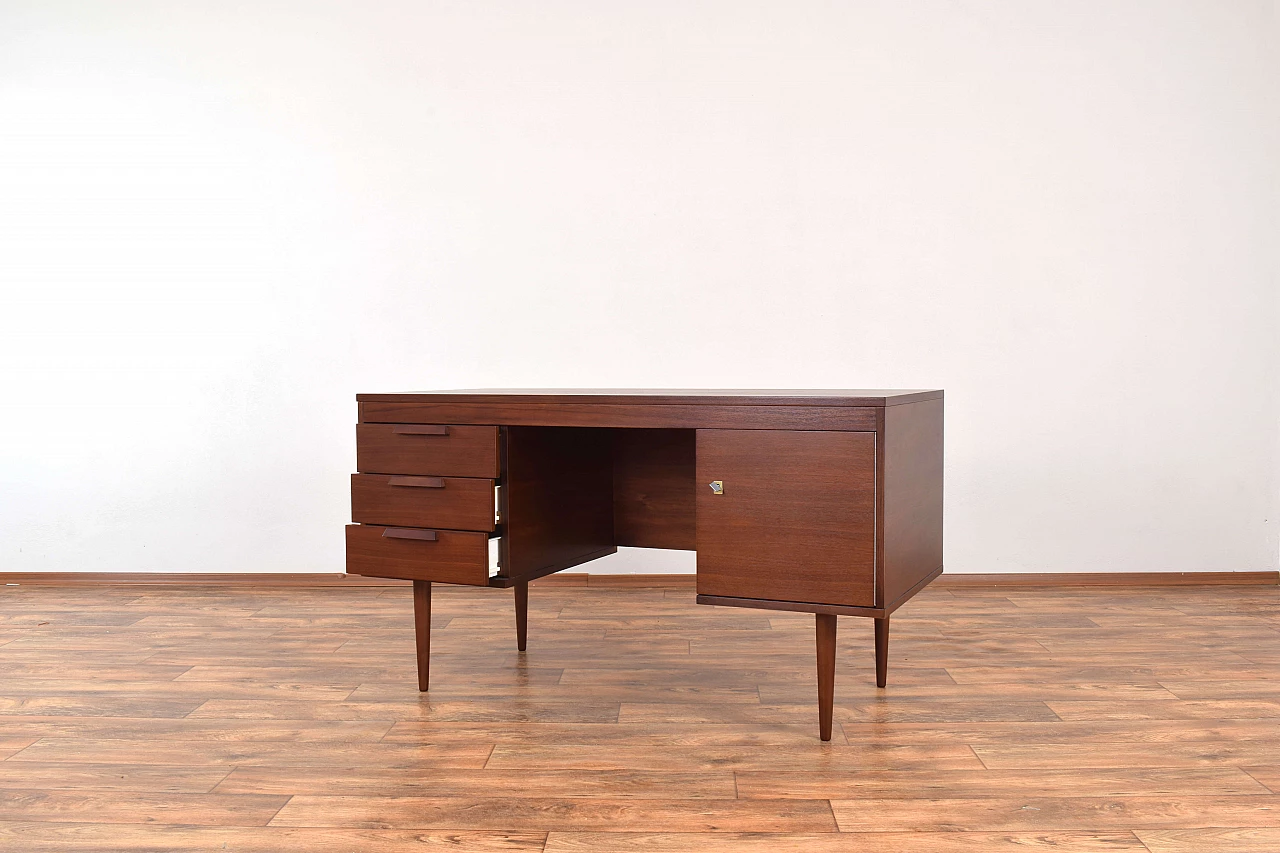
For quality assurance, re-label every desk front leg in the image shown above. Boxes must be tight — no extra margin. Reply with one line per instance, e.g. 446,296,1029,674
412,580,431,691
815,614,836,742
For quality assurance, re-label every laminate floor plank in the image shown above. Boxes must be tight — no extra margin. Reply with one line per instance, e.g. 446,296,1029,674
1047,700,1280,721
971,742,1280,769
0,680,361,701
0,580,1276,846
215,767,736,798
187,698,623,723
0,716,395,742
0,789,289,826
1137,828,1280,852
542,830,1148,852
10,738,495,768
736,767,1271,799
0,762,233,793
484,743,985,772
381,721,849,746
0,821,545,851
270,795,838,832
828,795,1280,831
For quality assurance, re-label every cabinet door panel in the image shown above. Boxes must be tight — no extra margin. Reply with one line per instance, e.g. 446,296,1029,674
696,430,875,607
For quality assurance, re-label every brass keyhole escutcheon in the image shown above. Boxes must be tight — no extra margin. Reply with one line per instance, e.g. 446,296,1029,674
708,480,724,495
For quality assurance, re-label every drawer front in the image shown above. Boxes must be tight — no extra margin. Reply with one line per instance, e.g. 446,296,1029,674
346,524,489,585
356,424,500,478
695,429,876,608
351,474,496,532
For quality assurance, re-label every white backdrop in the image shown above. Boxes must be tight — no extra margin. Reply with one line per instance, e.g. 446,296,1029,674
1,1,1277,575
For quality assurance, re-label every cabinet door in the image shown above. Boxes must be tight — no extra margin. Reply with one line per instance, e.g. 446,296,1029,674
696,430,876,608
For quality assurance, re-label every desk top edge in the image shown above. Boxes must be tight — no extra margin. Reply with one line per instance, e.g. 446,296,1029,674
356,389,943,407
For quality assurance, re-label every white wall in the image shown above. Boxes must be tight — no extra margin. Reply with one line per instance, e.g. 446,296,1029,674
1,1,1277,575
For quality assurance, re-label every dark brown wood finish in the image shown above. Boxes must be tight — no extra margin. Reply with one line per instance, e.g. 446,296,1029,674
612,429,696,550
695,429,877,608
412,579,431,691
356,423,500,478
345,525,488,586
360,402,879,431
9,570,1275,587
881,398,945,608
815,614,836,742
346,390,945,740
874,616,889,689
350,474,496,532
515,580,529,652
500,426,616,582
4,570,1276,586
359,388,942,406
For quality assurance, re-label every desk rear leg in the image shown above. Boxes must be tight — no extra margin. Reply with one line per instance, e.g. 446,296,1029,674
413,580,431,691
515,580,528,652
875,616,889,688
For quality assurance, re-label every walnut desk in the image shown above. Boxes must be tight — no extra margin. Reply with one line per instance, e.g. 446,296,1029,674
346,390,943,740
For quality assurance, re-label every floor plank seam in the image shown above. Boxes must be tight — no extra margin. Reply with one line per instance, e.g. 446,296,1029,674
1241,767,1278,794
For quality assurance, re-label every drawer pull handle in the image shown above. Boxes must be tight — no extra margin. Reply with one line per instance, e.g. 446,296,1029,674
392,425,449,436
388,476,445,489
382,528,438,541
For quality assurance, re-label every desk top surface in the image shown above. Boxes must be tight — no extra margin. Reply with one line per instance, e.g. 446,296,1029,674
357,389,942,407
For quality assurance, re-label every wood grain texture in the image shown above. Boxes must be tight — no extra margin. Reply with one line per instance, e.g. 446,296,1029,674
881,398,944,608
815,614,835,742
359,402,879,431
695,429,876,608
351,474,496,532
413,580,431,691
611,429,696,550
542,831,1147,852
1,580,1276,846
501,427,615,581
345,525,488,585
355,424,500,478
358,389,943,406
3,571,1272,587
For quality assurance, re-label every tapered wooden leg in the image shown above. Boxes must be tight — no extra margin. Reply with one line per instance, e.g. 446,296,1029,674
874,615,889,688
515,580,528,652
412,580,431,692
815,613,836,742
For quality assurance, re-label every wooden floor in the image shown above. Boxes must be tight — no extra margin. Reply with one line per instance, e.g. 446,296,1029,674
0,580,1278,852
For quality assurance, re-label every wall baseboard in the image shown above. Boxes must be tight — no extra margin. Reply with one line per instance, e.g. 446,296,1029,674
935,571,1279,587
0,573,405,587
0,571,1275,588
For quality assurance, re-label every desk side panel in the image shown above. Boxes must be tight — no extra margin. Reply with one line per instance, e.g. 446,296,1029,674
500,426,616,580
359,402,878,431
882,398,945,607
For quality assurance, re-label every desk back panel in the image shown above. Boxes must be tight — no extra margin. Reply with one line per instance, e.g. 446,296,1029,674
500,426,616,580
695,429,877,608
612,429,696,551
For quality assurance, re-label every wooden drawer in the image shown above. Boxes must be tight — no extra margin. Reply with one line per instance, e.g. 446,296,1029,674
356,424,500,478
351,474,496,532
346,524,489,585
